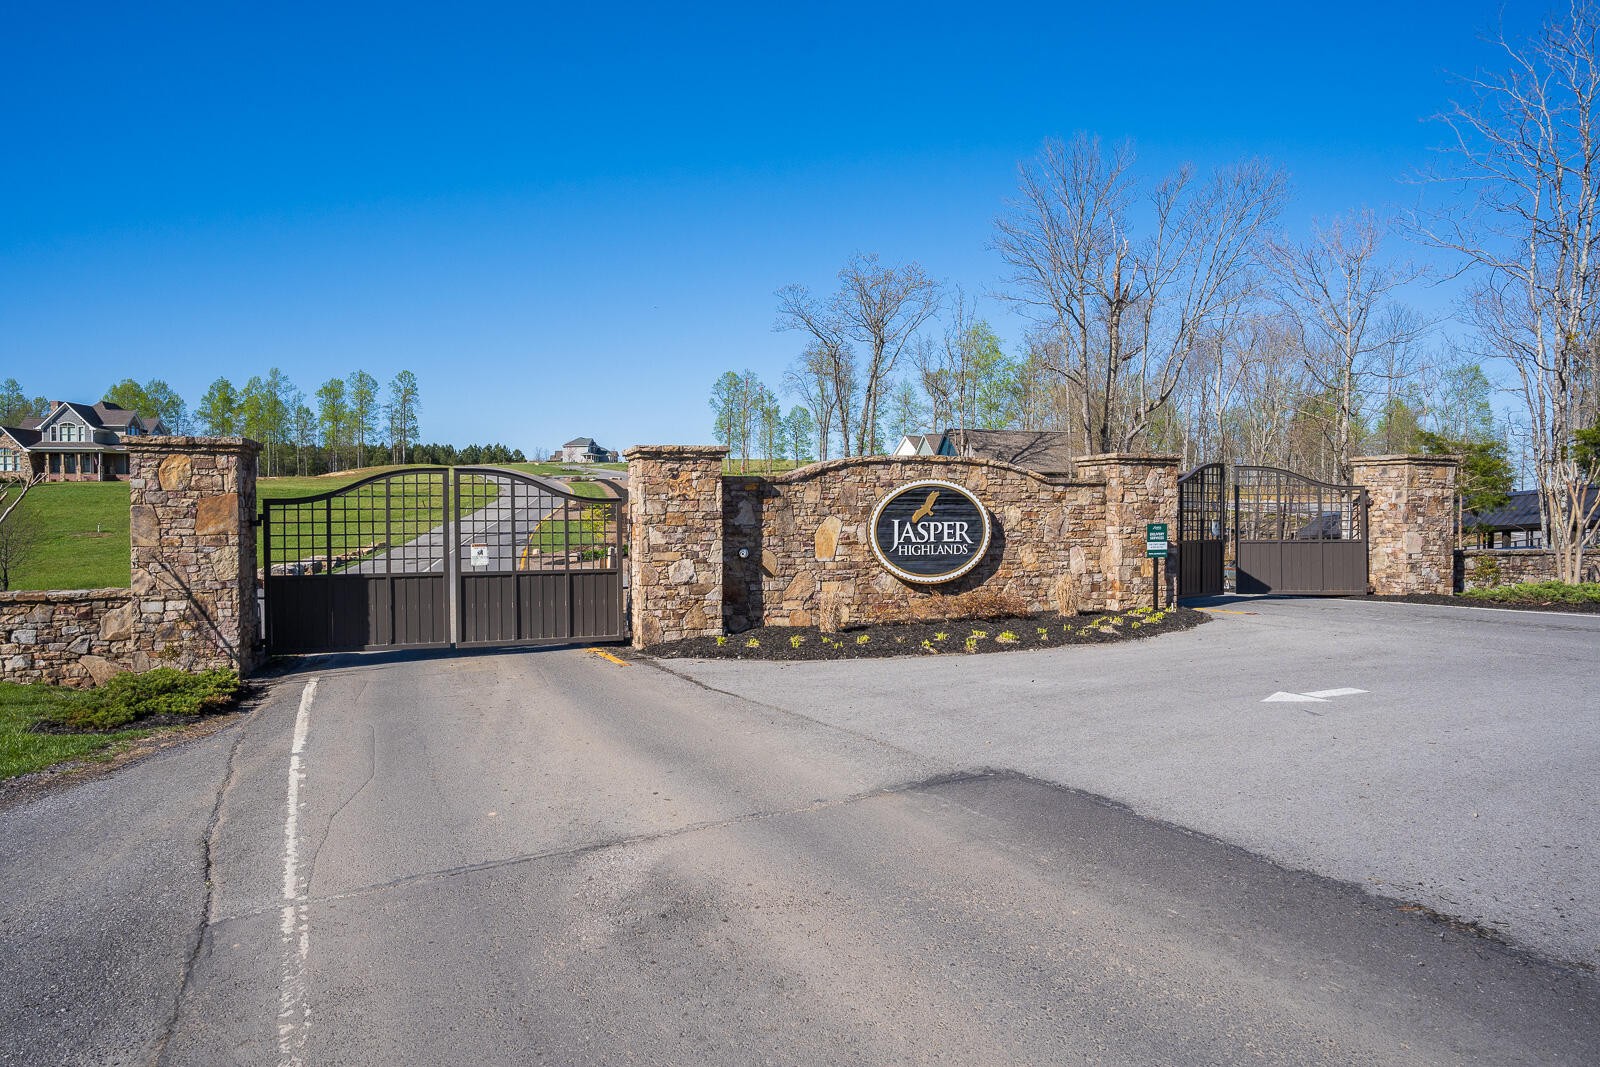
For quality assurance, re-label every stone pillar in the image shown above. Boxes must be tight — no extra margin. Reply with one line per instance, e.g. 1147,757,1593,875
1073,453,1180,611
1349,455,1459,596
126,437,262,674
625,445,729,647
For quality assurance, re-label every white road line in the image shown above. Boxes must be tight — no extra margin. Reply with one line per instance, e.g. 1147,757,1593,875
277,677,317,1067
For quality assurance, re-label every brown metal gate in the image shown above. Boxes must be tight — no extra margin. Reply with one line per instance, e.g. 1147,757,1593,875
1177,462,1226,598
453,468,627,647
262,467,626,655
1234,466,1368,596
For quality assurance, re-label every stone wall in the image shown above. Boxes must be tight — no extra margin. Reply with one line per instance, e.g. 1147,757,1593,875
1073,454,1180,611
1456,549,1600,591
625,445,728,646
1350,455,1460,596
722,456,1108,633
0,437,261,686
0,589,140,685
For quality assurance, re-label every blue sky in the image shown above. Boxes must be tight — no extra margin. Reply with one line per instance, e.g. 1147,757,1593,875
0,2,1546,452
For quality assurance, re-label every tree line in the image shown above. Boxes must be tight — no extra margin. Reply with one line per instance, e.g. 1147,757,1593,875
711,6,1600,579
1,371,425,478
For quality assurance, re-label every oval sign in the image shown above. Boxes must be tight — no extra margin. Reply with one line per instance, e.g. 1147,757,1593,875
868,479,993,584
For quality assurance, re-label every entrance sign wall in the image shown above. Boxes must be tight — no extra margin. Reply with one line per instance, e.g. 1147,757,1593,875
624,447,1181,644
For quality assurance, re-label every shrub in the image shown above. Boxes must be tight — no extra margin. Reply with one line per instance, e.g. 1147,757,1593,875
1461,580,1600,604
45,668,241,732
860,587,1030,625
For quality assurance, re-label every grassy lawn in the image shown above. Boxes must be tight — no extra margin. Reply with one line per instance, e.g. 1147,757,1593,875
0,670,239,780
4,463,623,588
0,681,162,780
3,482,131,591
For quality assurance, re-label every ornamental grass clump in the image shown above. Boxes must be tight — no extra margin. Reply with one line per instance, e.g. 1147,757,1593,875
1462,580,1600,604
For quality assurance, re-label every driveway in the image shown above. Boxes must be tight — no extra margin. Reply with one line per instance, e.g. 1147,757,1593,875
1,597,1595,1065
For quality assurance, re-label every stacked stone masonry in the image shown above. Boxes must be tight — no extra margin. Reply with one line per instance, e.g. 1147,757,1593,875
625,446,727,646
1456,549,1600,592
629,449,1179,641
0,437,261,687
1350,455,1459,597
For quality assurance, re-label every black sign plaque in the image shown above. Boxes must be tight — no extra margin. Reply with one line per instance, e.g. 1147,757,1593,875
868,479,993,584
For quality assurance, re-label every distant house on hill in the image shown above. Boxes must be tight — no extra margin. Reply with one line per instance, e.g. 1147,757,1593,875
891,429,1077,475
0,400,167,482
559,437,618,463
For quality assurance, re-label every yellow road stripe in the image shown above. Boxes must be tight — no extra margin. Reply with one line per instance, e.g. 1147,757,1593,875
587,648,630,666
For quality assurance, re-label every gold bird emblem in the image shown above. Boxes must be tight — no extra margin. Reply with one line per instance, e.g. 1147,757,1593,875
909,490,940,524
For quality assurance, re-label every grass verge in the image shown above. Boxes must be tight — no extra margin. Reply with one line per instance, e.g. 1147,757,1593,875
0,668,242,781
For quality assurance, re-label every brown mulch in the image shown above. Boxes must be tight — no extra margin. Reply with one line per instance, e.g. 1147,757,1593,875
1371,594,1600,614
644,607,1209,661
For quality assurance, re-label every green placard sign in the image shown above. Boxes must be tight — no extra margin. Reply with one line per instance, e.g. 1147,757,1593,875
1146,522,1169,559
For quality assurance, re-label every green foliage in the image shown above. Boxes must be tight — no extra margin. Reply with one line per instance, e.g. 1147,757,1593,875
42,669,242,731
104,378,190,432
1461,581,1600,604
0,379,48,424
1,482,131,590
1419,430,1515,520
196,377,241,436
1575,423,1600,476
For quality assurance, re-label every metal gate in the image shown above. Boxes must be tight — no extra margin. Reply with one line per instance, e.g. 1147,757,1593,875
1234,466,1368,596
453,467,626,647
262,467,626,655
1177,462,1226,597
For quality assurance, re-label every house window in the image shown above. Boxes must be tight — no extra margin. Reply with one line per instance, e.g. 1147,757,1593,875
0,448,17,472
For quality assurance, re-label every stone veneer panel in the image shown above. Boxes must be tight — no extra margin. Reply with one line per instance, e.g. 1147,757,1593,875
721,456,1109,633
625,445,729,646
1456,548,1600,592
0,436,262,687
1071,453,1180,611
1350,455,1459,596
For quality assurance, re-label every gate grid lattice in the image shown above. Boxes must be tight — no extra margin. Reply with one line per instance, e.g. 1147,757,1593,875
262,467,626,655
1175,463,1370,598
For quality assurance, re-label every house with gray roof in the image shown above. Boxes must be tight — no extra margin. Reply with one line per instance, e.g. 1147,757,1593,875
0,400,166,482
558,437,618,463
892,429,1078,475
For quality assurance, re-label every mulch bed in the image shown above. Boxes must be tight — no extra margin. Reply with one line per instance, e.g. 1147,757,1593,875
1372,594,1600,614
645,606,1209,661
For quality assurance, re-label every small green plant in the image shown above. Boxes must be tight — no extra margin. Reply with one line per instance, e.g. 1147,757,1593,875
790,634,805,649
996,631,1018,644
716,636,727,647
933,631,948,642
855,633,870,645
969,630,988,641
921,639,938,653
745,638,761,649
1037,628,1049,641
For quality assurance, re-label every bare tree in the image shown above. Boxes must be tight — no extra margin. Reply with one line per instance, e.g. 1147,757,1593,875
0,473,44,591
1416,1,1600,580
777,254,940,456
783,340,846,462
994,135,1287,453
1269,211,1432,481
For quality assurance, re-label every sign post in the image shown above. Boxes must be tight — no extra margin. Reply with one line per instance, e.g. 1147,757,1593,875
1146,523,1169,611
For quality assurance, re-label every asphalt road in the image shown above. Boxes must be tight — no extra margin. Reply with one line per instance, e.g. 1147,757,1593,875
1,597,1596,1065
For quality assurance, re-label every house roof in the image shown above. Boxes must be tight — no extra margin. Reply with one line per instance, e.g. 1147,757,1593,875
945,428,1078,474
92,401,145,429
564,437,596,449
1,426,40,448
17,416,43,430
898,433,944,456
1467,487,1600,530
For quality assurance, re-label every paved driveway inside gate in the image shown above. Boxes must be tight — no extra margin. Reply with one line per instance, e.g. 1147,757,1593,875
1,597,1596,1065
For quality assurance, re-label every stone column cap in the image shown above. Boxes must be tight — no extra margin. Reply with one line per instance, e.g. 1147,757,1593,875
1349,454,1460,466
623,445,731,461
125,435,262,456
